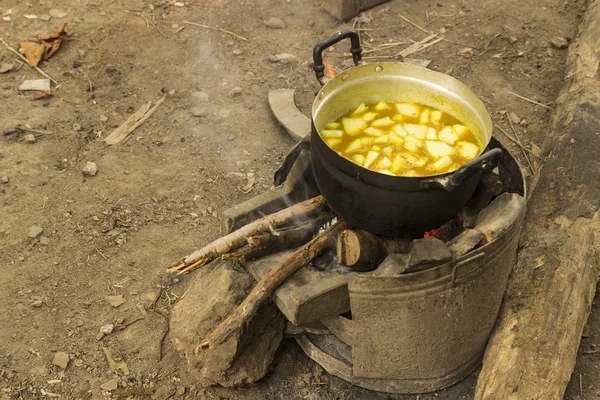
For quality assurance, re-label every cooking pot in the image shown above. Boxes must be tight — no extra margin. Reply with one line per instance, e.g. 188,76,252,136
310,30,502,236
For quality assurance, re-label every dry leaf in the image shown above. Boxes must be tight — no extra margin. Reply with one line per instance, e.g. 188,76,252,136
44,39,62,59
20,41,45,67
530,143,542,157
32,90,54,100
38,23,69,41
0,62,14,73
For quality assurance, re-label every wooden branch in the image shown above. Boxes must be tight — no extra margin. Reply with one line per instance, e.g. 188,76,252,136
224,213,334,261
196,219,349,352
168,195,328,275
336,229,410,271
475,2,600,398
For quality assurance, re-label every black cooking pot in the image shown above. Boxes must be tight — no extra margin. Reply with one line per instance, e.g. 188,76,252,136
310,30,502,236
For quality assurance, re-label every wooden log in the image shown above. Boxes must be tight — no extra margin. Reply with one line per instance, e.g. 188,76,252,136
196,220,349,352
336,229,410,271
167,195,328,275
475,2,600,399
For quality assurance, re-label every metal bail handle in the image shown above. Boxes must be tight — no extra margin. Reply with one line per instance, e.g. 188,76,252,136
313,30,362,86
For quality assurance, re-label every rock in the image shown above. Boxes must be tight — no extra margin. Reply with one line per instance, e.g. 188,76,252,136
550,36,569,49
40,236,51,245
170,260,285,387
264,17,287,29
508,35,518,44
31,299,43,307
52,352,69,369
100,379,118,391
268,53,296,63
175,387,186,396
39,14,51,21
18,79,51,92
228,87,243,97
508,111,521,125
105,294,127,308
406,237,452,272
446,229,483,258
100,324,114,335
218,109,231,119
23,134,36,143
28,226,43,238
192,91,209,102
82,162,98,177
99,115,108,122
475,193,526,243
191,107,207,117
372,254,409,276
73,123,81,131
49,9,67,18
1,176,8,184
0,62,14,73
232,49,243,56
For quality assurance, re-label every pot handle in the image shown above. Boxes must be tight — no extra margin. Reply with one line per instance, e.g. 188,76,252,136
313,30,362,86
420,148,503,192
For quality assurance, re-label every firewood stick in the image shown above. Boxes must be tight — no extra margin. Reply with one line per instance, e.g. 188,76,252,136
196,219,349,352
336,229,411,271
168,195,328,275
224,213,335,261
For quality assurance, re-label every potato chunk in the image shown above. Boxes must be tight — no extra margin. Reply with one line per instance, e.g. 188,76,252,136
352,154,366,166
395,102,420,118
430,110,443,121
371,117,395,128
362,112,378,122
389,132,404,145
404,123,427,140
453,124,471,138
419,108,430,124
373,134,389,144
374,101,391,111
378,156,392,169
392,124,408,137
425,156,454,174
351,103,368,116
364,127,386,137
438,126,459,145
364,151,380,168
345,138,363,153
325,138,342,148
404,142,420,153
326,122,341,129
321,129,343,138
342,117,368,136
456,141,480,161
425,140,455,158
426,127,437,140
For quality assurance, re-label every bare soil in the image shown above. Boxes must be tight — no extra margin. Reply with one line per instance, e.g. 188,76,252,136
0,0,591,399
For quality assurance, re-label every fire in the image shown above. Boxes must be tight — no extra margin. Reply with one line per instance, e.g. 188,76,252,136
424,228,439,238
324,58,335,80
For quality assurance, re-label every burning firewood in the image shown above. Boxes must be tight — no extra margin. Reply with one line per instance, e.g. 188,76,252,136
196,219,349,352
168,195,329,275
336,229,411,271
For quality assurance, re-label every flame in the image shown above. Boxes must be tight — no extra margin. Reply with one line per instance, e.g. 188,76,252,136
424,228,439,238
324,58,335,80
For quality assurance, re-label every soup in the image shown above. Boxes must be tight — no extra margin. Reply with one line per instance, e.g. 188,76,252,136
320,102,482,177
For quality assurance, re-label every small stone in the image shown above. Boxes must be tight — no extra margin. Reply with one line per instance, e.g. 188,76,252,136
39,14,51,21
264,17,286,29
508,111,521,125
28,226,43,238
100,324,114,335
406,237,452,272
31,299,43,307
175,387,186,396
52,352,69,369
191,107,207,117
2,16,10,22
73,123,81,131
227,134,236,141
100,379,118,391
40,236,51,245
95,332,105,341
508,35,518,44
105,294,127,307
373,254,409,276
49,9,67,18
218,109,231,119
232,49,243,56
76,319,84,327
174,1,185,7
0,62,14,73
82,162,98,177
550,36,569,49
1,176,8,184
229,87,243,97
268,53,296,63
99,115,108,122
192,91,209,102
23,134,36,143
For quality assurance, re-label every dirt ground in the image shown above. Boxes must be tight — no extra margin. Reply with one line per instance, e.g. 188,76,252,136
0,0,593,399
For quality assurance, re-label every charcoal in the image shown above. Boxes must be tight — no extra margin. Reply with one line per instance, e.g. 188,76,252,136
406,237,452,273
372,254,409,276
462,171,501,228
475,193,525,243
446,229,484,258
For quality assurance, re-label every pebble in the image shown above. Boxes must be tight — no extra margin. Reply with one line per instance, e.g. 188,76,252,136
263,17,286,29
28,226,43,238
40,236,50,245
1,176,8,184
73,123,81,131
550,37,569,49
100,379,118,391
100,324,114,335
191,107,207,117
218,109,231,119
39,15,51,21
82,161,98,177
232,49,243,56
227,134,236,141
192,91,209,102
23,134,36,143
508,35,518,44
99,115,108,122
175,387,186,396
52,352,69,369
228,87,243,97
31,299,43,308
49,9,67,18
268,53,296,63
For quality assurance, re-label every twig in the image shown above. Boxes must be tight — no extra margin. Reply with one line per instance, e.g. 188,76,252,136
509,91,553,109
508,117,535,173
494,124,540,159
96,248,108,260
17,127,53,135
183,21,248,41
397,13,480,50
580,373,583,398
395,34,444,58
82,71,94,98
0,37,58,84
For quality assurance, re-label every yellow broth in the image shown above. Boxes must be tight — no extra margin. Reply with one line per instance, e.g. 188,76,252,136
320,102,482,177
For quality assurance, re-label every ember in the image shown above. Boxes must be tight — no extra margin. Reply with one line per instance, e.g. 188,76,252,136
324,59,335,80
423,229,438,238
